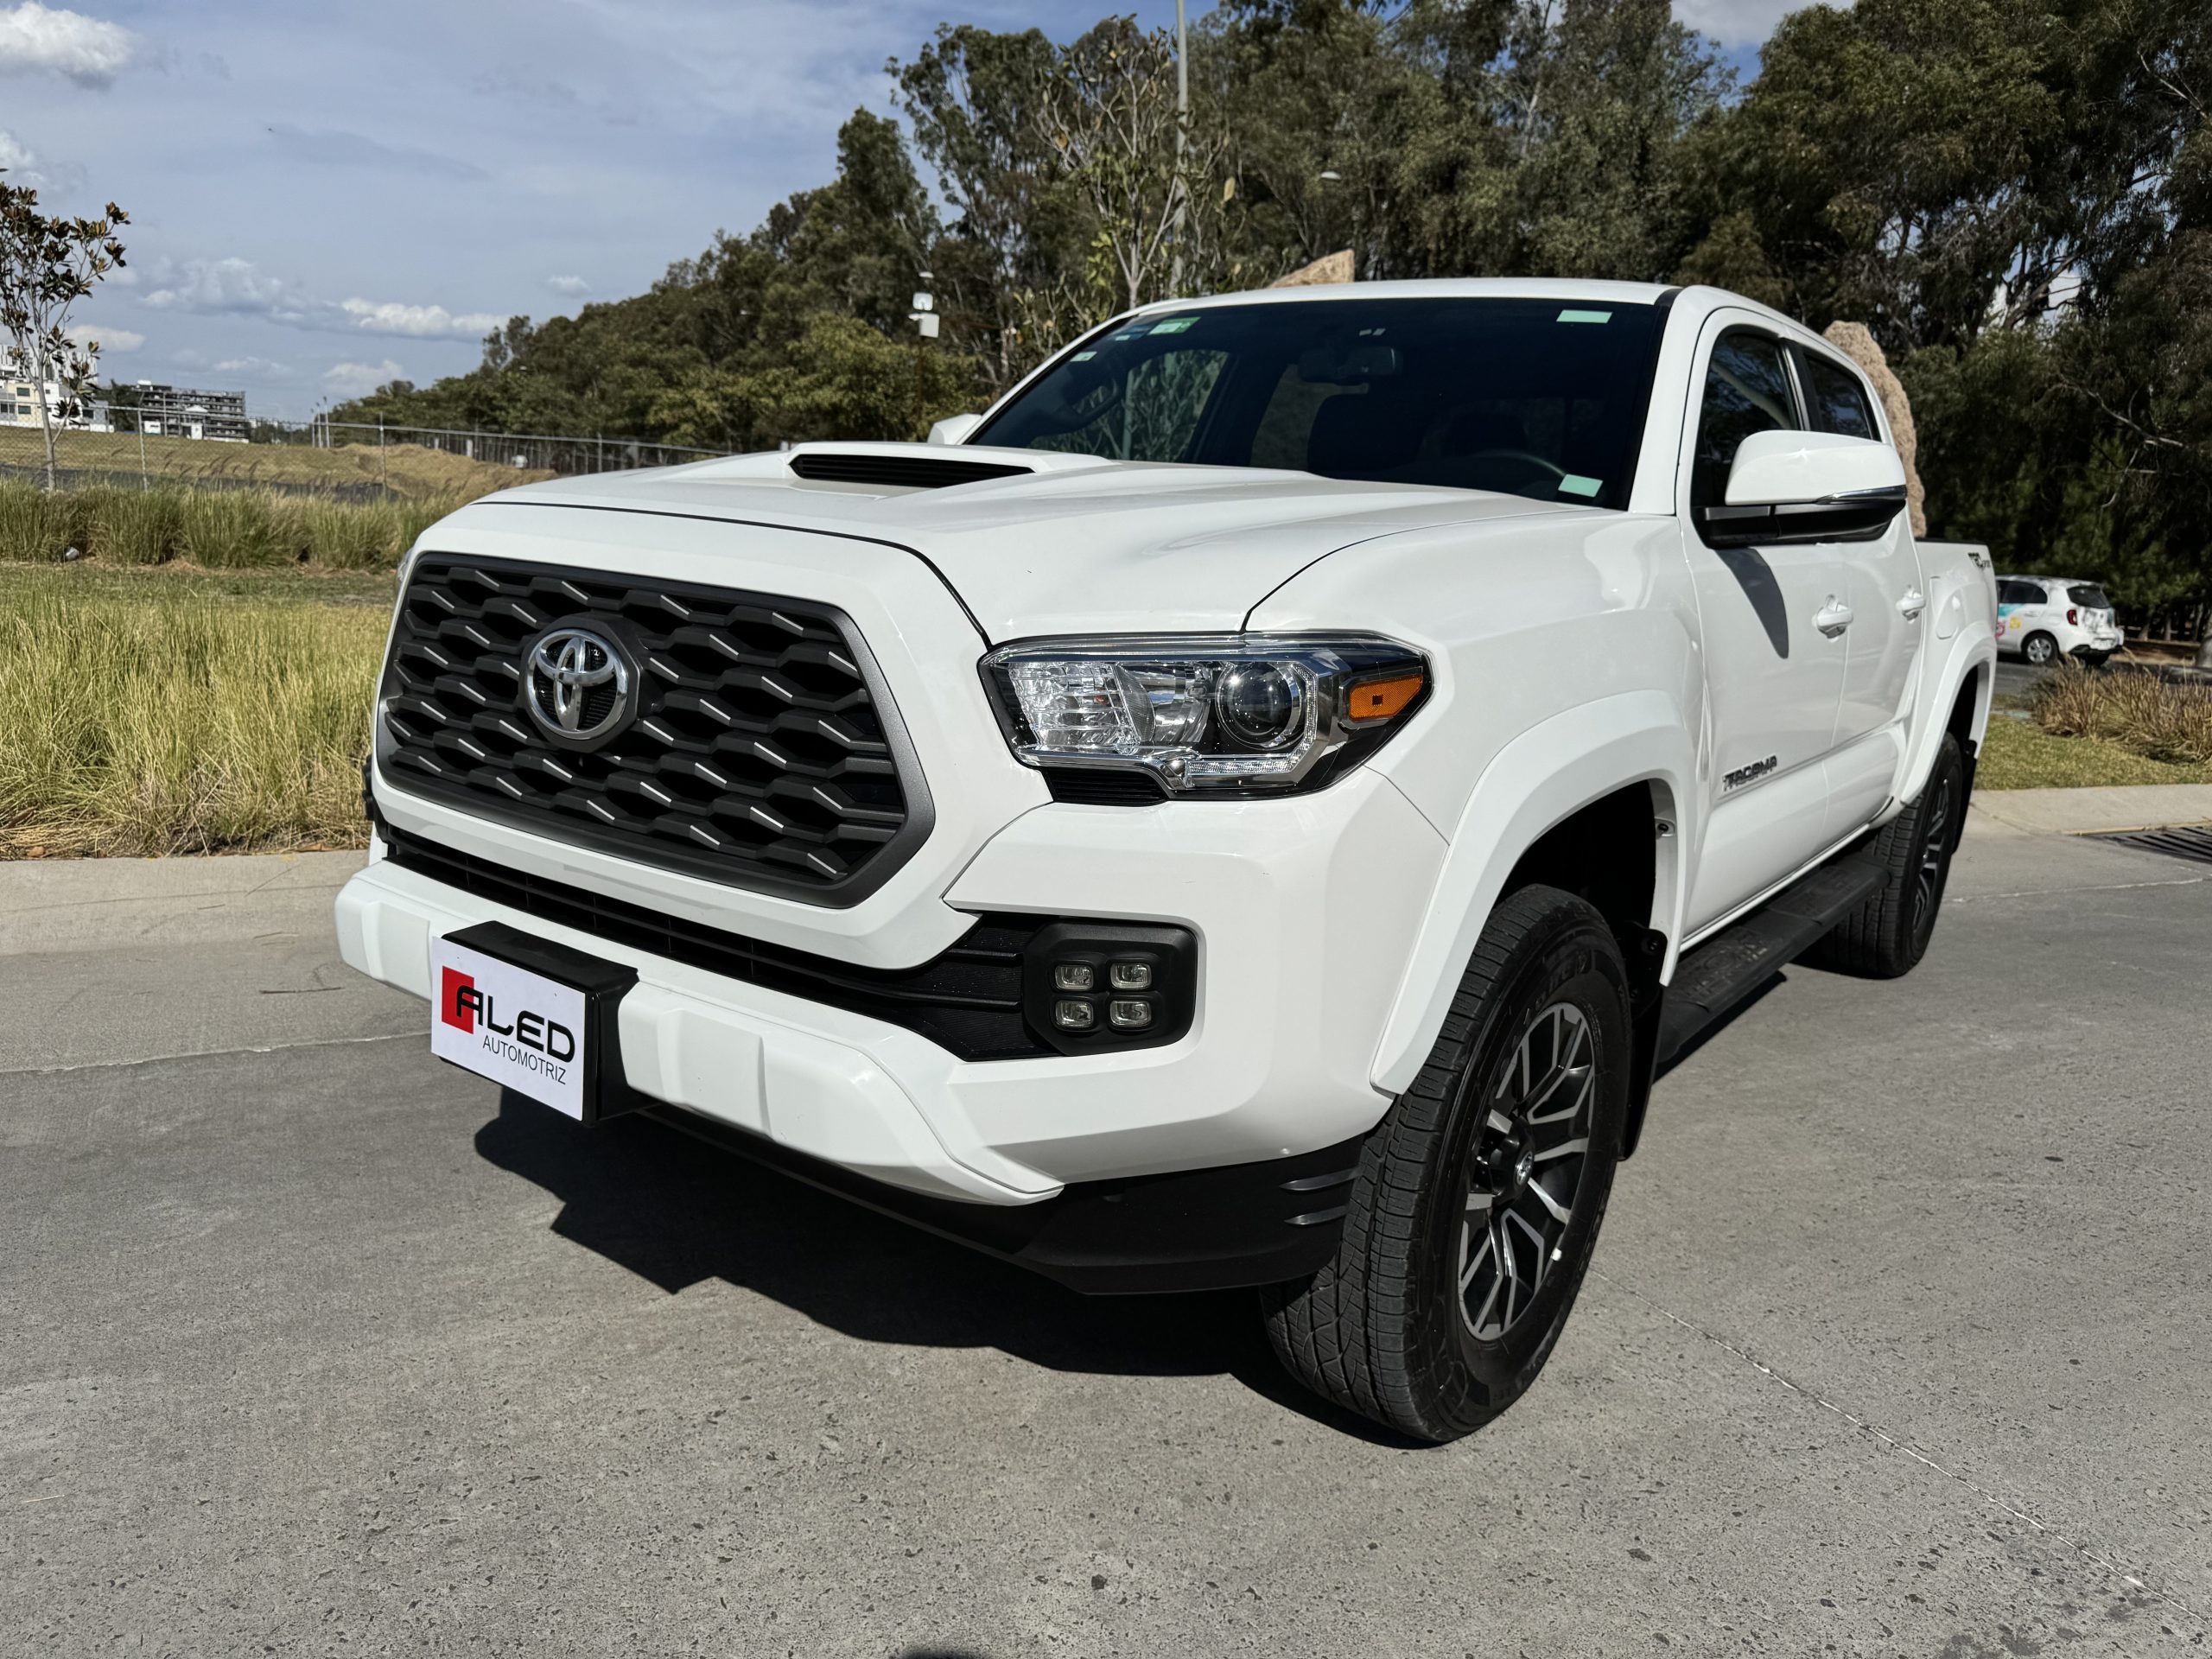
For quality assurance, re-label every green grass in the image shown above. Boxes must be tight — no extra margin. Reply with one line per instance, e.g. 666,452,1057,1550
1978,710,2212,790
0,564,385,857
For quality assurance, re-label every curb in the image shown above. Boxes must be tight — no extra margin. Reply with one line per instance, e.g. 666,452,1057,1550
1968,783,2212,839
0,849,368,957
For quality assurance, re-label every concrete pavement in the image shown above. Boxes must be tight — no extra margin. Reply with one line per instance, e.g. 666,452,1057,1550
4,830,2209,1655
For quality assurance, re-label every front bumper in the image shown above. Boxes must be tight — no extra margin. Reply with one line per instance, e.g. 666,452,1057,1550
338,763,1444,1222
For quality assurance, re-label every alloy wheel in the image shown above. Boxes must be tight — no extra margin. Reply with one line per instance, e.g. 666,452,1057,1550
1457,1001,1595,1343
1913,772,1955,941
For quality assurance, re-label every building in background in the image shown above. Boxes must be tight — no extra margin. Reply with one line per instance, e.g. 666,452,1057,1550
116,380,251,443
0,357,114,433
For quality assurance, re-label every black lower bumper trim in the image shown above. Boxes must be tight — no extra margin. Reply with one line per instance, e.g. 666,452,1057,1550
642,1102,1366,1295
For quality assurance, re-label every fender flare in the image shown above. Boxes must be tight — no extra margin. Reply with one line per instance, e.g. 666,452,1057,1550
1899,634,1996,806
1370,690,1697,1096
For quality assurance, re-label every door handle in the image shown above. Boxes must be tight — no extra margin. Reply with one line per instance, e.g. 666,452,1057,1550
1897,588,1927,620
1814,598,1853,639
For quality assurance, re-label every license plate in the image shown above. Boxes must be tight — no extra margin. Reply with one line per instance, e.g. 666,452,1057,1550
429,925,638,1122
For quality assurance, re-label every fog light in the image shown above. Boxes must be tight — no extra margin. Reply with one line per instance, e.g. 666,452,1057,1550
1108,961,1152,991
1053,962,1095,991
1054,999,1096,1031
1108,999,1153,1030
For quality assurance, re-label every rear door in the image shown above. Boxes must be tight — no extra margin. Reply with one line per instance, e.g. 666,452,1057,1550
1793,346,1925,836
1680,320,1851,932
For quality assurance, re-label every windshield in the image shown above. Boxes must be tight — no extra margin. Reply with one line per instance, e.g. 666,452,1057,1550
970,297,1666,511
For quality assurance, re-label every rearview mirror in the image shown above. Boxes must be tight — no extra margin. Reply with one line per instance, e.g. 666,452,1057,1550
928,412,983,446
1699,429,1906,547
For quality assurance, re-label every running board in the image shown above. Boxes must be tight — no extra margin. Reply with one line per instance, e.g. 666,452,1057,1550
1654,849,1885,1071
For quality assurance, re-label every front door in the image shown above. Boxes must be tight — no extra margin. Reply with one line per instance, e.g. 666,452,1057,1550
1681,321,1851,933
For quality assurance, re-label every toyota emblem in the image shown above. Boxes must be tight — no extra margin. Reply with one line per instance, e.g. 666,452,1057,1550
522,625,634,746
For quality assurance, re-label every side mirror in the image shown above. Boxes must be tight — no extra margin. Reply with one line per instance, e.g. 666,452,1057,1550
928,412,983,447
1699,429,1906,548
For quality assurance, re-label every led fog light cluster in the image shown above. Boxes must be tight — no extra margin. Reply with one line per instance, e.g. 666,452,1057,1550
982,633,1428,797
1021,921,1197,1055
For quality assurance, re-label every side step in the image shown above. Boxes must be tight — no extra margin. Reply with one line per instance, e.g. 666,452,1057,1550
1654,849,1885,1072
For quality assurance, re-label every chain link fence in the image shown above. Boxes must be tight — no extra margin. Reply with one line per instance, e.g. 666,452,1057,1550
0,410,725,503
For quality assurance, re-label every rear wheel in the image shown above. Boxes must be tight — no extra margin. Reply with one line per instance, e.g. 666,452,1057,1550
2022,631,2059,666
1808,733,1967,978
1262,887,1630,1442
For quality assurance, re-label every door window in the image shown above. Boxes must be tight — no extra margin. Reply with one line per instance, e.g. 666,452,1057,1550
1802,354,1878,439
1693,331,1798,507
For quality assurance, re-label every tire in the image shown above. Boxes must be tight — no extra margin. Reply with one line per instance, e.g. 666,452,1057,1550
1262,886,1631,1443
1807,732,1967,979
2022,632,2059,666
2077,652,2110,668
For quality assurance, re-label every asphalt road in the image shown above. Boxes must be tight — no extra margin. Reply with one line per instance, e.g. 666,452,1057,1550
6,828,2211,1656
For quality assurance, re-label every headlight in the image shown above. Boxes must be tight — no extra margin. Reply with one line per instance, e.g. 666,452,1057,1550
981,633,1428,797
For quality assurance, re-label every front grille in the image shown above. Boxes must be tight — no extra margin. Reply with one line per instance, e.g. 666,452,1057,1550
379,824,1053,1060
377,556,929,906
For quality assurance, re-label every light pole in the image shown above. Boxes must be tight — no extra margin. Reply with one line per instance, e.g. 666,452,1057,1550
1168,0,1190,298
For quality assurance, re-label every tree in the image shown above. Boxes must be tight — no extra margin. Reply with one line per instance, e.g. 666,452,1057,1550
0,181,128,490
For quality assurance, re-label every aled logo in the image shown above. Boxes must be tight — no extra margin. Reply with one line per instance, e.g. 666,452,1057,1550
440,963,575,1062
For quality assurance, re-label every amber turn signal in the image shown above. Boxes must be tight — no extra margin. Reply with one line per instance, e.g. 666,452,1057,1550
1344,671,1425,724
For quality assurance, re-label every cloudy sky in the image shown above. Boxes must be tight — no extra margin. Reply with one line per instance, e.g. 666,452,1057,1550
5,0,1799,423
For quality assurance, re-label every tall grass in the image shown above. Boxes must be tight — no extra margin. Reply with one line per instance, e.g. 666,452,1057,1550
2032,661,2212,766
0,480,465,571
0,570,385,856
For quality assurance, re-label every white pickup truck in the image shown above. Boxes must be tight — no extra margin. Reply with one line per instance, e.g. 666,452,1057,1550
339,279,1996,1441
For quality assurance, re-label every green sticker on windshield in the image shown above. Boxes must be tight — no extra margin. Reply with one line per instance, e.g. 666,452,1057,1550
1558,474,1603,498
1149,316,1197,334
1556,309,1612,324
1072,350,1096,360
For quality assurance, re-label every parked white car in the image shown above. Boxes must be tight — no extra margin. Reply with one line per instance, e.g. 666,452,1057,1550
337,279,1998,1440
1997,574,2122,665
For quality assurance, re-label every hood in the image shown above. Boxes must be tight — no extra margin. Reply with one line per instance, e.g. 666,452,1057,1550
467,442,1571,640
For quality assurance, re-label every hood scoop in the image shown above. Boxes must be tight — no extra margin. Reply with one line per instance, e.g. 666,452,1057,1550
788,450,1035,491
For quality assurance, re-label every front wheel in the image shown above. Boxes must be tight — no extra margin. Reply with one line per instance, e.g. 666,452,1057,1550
1262,887,1630,1442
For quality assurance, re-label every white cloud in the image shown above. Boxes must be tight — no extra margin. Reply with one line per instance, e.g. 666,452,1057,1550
141,256,313,322
322,358,407,397
215,355,287,378
140,258,497,342
65,321,142,352
0,3,138,88
338,298,500,340
545,275,590,297
0,127,79,191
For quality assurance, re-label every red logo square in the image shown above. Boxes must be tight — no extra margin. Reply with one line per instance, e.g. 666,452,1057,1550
440,965,477,1033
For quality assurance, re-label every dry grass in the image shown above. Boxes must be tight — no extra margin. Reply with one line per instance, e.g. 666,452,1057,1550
0,423,549,500
0,480,462,572
2031,662,2212,766
0,565,384,857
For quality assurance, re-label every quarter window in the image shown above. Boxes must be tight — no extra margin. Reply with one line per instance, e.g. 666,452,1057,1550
1803,354,1878,439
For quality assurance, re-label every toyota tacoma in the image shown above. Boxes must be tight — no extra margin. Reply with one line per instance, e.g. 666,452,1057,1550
338,280,1998,1441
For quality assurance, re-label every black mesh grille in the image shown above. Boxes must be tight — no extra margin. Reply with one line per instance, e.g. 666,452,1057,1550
788,452,1032,489
377,556,928,905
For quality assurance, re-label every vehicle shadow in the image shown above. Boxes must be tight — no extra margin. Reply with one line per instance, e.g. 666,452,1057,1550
472,1092,1413,1443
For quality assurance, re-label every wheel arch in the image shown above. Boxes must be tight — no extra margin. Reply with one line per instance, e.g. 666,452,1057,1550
1369,690,1694,1100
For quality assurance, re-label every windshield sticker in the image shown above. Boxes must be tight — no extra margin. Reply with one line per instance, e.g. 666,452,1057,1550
1556,309,1612,324
1110,328,1146,340
1148,316,1198,334
1071,350,1097,360
1557,474,1603,498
